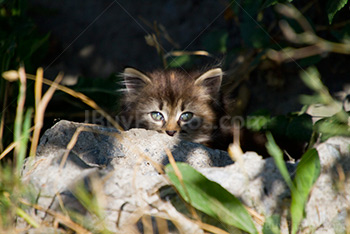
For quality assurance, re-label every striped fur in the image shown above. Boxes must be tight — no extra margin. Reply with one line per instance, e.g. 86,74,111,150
119,67,225,146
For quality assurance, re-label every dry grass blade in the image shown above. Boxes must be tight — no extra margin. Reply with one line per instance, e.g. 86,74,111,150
164,50,212,58
195,221,231,234
20,199,93,234
0,142,17,160
34,68,43,110
25,73,123,132
30,70,62,157
142,215,153,234
0,125,35,161
244,206,265,226
155,216,169,234
165,148,199,221
59,126,88,170
2,70,19,82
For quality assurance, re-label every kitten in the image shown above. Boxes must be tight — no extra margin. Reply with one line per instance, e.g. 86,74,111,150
119,67,229,148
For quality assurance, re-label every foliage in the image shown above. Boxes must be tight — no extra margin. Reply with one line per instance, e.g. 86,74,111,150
247,112,313,142
164,143,320,234
300,66,350,141
266,133,320,234
327,0,348,24
0,0,49,73
0,0,349,233
165,162,257,234
0,0,49,151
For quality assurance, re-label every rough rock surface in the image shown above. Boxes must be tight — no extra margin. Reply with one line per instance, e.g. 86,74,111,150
20,120,350,233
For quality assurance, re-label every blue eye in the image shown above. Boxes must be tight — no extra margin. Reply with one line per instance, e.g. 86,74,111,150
151,112,164,121
180,112,193,122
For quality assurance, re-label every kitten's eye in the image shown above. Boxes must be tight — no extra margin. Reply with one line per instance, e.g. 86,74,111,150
180,112,193,122
150,112,164,121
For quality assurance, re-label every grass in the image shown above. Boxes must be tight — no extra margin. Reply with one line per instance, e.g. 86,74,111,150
0,67,124,233
1,1,350,232
0,63,349,233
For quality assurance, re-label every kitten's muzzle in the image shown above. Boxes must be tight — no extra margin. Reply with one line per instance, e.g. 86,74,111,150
165,130,177,137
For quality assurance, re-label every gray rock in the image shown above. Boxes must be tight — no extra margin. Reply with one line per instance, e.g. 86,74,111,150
20,120,350,233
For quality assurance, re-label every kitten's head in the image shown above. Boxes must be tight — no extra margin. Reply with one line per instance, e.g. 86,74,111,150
120,67,223,144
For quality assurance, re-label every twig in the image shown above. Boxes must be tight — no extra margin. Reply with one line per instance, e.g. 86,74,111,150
268,4,350,63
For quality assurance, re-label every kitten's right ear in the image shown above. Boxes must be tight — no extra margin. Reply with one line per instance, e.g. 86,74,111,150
122,67,152,92
194,68,223,95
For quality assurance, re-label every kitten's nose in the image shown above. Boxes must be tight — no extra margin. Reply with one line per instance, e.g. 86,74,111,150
166,130,177,136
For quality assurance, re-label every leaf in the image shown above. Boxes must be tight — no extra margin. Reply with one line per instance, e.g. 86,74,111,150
266,115,289,137
167,55,192,68
327,0,348,24
300,66,323,91
165,163,258,234
240,17,270,49
265,132,294,190
246,110,271,131
263,215,281,234
238,0,270,49
266,134,321,234
285,114,313,142
314,112,350,141
290,148,320,234
201,29,228,53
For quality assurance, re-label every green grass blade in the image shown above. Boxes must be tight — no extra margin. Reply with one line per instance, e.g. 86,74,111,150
263,214,281,234
16,207,40,228
16,108,33,174
165,162,258,234
265,132,295,190
291,148,320,234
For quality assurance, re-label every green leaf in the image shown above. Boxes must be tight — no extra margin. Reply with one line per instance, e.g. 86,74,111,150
238,0,270,49
290,148,320,234
240,17,270,48
263,215,281,234
201,29,228,53
266,115,289,137
165,163,258,234
327,0,348,24
246,111,270,131
265,132,294,190
285,114,313,142
314,112,350,141
167,55,192,68
300,66,323,91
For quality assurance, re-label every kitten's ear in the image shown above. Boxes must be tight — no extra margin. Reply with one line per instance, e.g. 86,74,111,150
194,68,223,95
122,67,152,92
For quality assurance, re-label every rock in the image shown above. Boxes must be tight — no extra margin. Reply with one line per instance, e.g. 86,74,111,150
19,120,350,233
302,137,350,233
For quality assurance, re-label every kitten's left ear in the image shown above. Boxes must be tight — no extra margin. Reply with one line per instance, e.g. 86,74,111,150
122,67,152,93
194,68,223,95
